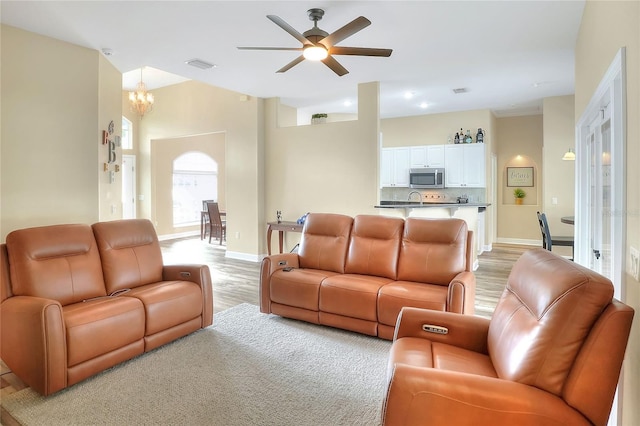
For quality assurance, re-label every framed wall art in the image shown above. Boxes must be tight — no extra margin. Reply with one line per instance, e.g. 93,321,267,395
507,167,534,187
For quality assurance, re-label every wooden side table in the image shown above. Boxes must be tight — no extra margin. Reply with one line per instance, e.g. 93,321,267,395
267,221,303,255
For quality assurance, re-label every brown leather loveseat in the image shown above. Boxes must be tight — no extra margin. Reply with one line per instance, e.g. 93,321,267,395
382,248,635,426
1,219,213,396
260,213,474,339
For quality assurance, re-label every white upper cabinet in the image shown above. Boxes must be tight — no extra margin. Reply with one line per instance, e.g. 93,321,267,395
381,147,410,187
444,144,486,187
409,145,445,168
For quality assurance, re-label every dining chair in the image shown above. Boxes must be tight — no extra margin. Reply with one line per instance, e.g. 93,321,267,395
200,200,214,240
537,211,574,260
206,202,226,245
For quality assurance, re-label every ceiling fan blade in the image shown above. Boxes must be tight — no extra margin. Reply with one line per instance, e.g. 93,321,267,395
237,47,303,51
267,15,310,45
322,55,349,76
330,46,392,57
320,16,371,47
276,55,306,73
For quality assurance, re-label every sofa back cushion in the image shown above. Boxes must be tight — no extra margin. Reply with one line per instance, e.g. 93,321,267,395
488,248,614,396
344,215,404,279
92,219,163,293
397,218,468,285
6,224,107,305
298,213,353,274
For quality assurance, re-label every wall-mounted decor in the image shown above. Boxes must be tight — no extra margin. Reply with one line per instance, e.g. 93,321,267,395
507,167,534,187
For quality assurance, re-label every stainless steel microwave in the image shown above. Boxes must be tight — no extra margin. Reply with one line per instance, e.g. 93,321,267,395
409,168,445,189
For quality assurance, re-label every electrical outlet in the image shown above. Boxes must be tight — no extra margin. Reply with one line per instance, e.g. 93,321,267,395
630,246,640,281
551,197,558,205
235,232,240,239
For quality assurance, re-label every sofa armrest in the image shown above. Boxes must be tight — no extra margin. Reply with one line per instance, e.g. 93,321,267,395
163,264,213,327
383,365,589,426
260,253,300,313
394,307,490,353
0,296,67,395
447,270,476,314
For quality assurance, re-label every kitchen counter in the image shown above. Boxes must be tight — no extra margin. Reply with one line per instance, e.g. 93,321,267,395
376,201,489,209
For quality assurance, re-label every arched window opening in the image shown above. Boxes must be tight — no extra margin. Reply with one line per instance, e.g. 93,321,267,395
172,152,217,227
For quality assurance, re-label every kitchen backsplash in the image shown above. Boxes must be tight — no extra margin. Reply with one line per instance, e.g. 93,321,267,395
380,187,486,203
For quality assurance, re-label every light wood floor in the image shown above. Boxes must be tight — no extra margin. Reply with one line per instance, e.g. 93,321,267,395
0,238,532,425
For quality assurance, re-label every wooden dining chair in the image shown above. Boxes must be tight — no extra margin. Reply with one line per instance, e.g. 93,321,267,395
537,211,574,260
206,202,226,245
201,200,215,240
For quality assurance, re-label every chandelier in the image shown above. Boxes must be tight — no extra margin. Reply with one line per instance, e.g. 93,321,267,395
129,68,154,118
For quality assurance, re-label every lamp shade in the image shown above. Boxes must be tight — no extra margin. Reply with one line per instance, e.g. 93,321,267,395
562,149,576,161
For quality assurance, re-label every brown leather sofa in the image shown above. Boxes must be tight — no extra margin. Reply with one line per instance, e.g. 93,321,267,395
0,219,213,396
382,248,635,426
260,213,474,339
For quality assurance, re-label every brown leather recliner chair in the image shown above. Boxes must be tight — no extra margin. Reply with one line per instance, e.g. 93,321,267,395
383,248,634,426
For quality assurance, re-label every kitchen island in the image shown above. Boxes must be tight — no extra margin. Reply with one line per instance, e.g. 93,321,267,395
375,201,491,269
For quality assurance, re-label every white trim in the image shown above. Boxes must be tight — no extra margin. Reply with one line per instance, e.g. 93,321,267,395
158,230,199,241
495,238,540,246
482,243,493,252
225,251,262,263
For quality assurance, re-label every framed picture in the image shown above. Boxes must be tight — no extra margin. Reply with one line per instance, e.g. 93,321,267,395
507,167,534,187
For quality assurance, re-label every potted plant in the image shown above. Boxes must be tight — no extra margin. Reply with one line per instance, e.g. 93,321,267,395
513,188,526,205
311,113,327,124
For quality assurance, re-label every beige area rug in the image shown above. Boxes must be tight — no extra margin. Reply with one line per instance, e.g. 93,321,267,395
2,303,392,426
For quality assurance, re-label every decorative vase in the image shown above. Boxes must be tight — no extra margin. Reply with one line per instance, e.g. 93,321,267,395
515,198,523,205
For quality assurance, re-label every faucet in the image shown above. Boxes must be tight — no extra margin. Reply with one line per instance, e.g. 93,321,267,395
407,191,423,204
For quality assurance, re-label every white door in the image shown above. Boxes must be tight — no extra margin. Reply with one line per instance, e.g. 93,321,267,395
575,48,625,426
122,155,136,219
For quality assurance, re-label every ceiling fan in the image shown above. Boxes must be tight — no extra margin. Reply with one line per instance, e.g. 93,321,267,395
237,8,392,76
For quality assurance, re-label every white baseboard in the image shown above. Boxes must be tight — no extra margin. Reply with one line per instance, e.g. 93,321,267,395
158,230,200,241
495,238,541,246
482,243,493,252
473,259,479,271
225,251,262,263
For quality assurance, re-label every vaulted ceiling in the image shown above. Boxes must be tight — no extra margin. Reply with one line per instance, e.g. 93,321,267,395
1,1,585,118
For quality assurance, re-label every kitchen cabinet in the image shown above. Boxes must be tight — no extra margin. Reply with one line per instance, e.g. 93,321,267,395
410,145,445,168
381,147,410,187
444,144,486,187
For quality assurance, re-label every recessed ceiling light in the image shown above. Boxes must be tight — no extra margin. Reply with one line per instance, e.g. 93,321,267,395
419,102,428,109
404,91,415,99
343,100,352,107
185,59,217,70
101,48,114,56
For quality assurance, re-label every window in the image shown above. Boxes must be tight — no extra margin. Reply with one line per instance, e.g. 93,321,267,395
172,152,217,227
122,117,133,150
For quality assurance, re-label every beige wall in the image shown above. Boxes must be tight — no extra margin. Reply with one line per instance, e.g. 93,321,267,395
576,2,640,424
263,82,380,253
98,55,124,222
134,80,264,257
542,96,575,237
152,133,226,235
495,115,543,243
0,25,119,240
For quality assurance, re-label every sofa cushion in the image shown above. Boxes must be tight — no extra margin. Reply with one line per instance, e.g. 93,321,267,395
271,269,338,311
92,219,164,293
298,213,353,274
344,215,403,279
377,281,448,327
64,296,145,367
6,224,107,306
320,274,393,321
488,249,615,396
397,218,468,284
125,281,203,335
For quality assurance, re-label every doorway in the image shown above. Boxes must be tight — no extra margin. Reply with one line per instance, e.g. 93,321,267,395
575,48,626,426
122,155,136,219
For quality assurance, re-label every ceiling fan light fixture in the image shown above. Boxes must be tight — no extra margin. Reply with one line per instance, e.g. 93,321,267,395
303,45,328,61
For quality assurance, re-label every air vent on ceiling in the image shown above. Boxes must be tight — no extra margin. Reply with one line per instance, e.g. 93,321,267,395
185,59,216,70
452,88,468,94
